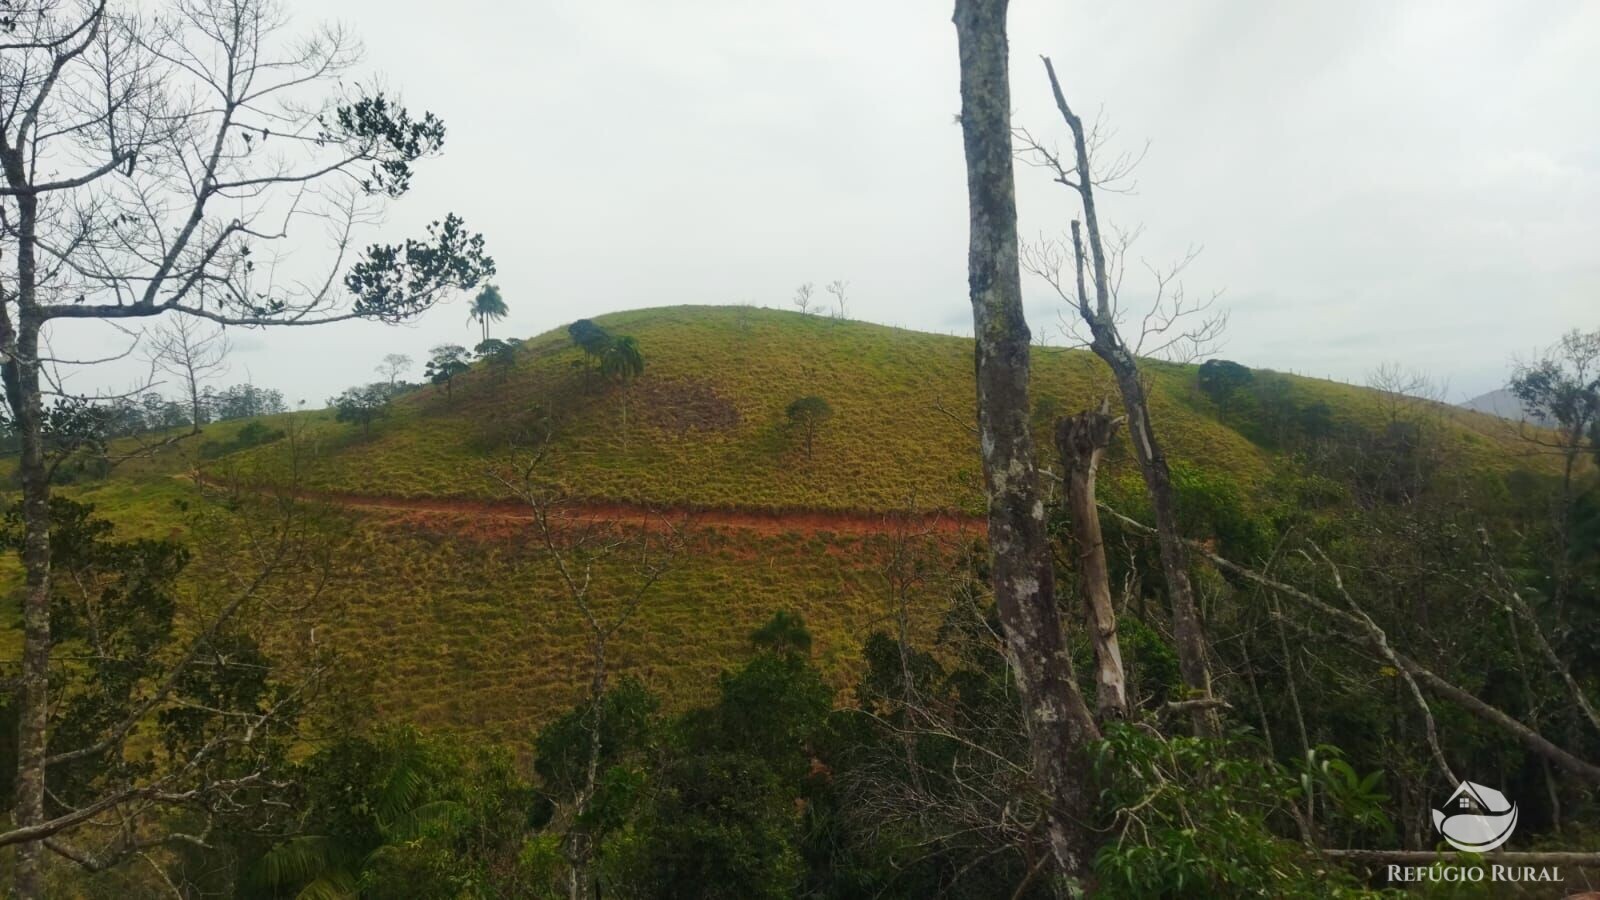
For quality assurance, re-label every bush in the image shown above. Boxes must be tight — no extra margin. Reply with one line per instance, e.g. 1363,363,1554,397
199,420,286,460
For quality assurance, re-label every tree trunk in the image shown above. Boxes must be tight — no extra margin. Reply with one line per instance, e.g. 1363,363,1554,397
566,637,607,900
1106,361,1217,736
1043,56,1220,737
953,0,1099,879
2,196,52,899
1056,406,1128,721
188,369,202,433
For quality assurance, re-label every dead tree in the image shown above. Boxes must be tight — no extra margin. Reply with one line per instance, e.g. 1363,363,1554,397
826,278,849,320
1100,504,1600,787
952,0,1100,879
1018,57,1226,737
147,315,230,432
1055,401,1128,721
491,447,683,900
0,2,493,894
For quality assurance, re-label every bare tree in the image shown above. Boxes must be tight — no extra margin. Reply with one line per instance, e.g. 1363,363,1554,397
952,0,1099,880
825,278,849,320
1509,328,1600,613
791,281,815,316
147,314,229,432
376,351,413,386
490,446,684,900
1017,56,1224,736
1099,504,1600,787
1055,401,1128,721
0,1,493,893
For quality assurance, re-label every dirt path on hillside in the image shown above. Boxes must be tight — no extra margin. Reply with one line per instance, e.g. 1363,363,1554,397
196,478,986,538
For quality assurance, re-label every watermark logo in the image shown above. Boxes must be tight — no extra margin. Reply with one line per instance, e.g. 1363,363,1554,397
1432,780,1518,853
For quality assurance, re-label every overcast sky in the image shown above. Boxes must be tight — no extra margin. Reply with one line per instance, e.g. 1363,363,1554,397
64,0,1600,405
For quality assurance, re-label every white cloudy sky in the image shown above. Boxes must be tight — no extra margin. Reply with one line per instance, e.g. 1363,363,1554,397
63,0,1600,404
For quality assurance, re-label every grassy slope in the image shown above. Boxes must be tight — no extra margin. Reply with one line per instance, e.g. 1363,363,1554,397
229,306,1279,512
0,306,1553,738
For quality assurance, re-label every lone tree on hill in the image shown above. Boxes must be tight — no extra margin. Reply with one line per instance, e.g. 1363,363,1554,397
378,352,414,386
785,395,833,460
791,282,815,316
600,334,645,433
825,279,849,320
147,315,231,433
469,283,509,342
0,0,493,891
426,344,473,399
1198,359,1254,410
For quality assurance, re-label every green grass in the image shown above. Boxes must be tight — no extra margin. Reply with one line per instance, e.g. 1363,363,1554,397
220,306,1286,512
301,508,965,742
0,305,1566,738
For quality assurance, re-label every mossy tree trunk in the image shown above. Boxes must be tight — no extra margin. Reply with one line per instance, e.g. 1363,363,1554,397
953,0,1100,880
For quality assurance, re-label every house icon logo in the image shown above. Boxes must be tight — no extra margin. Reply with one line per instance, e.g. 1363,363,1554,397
1432,781,1518,852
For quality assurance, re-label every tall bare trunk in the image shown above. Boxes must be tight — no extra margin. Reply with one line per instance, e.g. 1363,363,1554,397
1107,362,1217,735
953,0,1099,879
1043,53,1220,734
1056,405,1128,721
2,179,52,898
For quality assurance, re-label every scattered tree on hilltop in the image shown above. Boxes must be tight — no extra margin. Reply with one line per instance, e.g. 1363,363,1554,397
600,335,645,435
0,0,493,887
568,319,613,359
1198,359,1254,410
476,337,520,379
826,279,849,320
785,395,833,460
791,282,815,316
331,383,395,438
469,283,510,342
378,353,414,386
426,345,473,399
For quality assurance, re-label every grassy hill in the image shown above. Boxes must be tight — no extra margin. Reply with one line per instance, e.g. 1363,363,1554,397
2,305,1554,742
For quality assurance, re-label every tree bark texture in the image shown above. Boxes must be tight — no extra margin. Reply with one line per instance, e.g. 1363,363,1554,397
954,0,1100,879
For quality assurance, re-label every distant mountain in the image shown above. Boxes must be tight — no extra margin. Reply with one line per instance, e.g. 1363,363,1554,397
1460,388,1553,426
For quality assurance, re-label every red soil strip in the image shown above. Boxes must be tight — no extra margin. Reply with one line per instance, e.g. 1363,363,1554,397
203,479,986,539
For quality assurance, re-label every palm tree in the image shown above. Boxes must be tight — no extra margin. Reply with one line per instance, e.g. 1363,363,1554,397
600,335,645,435
467,283,509,342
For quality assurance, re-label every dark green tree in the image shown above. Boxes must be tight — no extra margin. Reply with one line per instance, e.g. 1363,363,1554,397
616,614,833,899
425,344,472,399
568,319,614,360
331,383,394,438
600,335,645,433
784,396,833,460
475,338,520,380
1198,359,1254,409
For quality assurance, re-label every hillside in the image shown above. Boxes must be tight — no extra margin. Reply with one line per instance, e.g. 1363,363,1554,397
211,306,1540,511
3,306,1556,742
